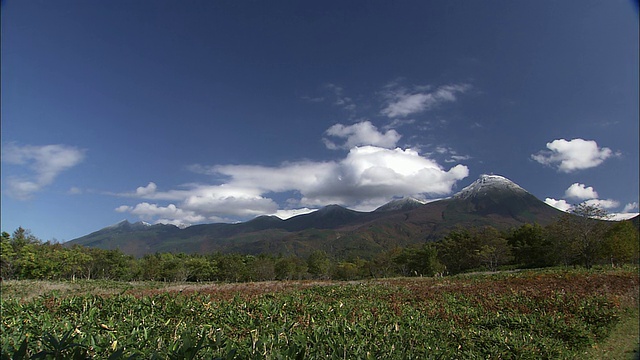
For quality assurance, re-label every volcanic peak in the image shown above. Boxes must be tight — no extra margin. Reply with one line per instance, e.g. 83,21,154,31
375,197,427,212
454,174,527,200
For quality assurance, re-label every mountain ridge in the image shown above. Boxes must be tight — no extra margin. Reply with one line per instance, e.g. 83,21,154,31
68,174,567,258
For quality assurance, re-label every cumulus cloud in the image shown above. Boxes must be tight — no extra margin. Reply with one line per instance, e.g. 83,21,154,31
215,146,469,208
583,198,620,210
181,188,278,218
135,182,157,197
381,83,471,118
1,143,85,199
117,145,469,226
609,202,639,221
116,202,206,224
323,121,401,150
564,183,598,200
531,138,614,172
117,183,280,224
622,202,638,213
545,198,572,212
114,120,470,226
547,181,627,216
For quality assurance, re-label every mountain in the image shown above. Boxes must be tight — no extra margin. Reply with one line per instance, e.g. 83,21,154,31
454,174,527,201
374,197,427,212
67,174,566,258
445,174,561,223
282,204,371,231
105,220,153,231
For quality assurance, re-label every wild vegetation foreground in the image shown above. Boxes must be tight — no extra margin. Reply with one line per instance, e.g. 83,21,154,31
1,267,638,359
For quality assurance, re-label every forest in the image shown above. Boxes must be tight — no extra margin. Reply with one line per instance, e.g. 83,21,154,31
2,205,638,282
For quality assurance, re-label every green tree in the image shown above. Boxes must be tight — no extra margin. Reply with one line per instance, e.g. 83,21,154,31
140,253,163,281
158,253,189,282
216,253,249,282
508,223,555,268
247,254,276,281
11,227,40,248
436,228,481,274
275,256,307,280
331,261,359,280
473,226,513,271
306,250,331,279
369,247,403,278
62,245,94,280
407,243,444,276
16,243,46,279
602,221,639,266
1,231,17,279
545,220,575,267
88,248,134,280
185,255,216,282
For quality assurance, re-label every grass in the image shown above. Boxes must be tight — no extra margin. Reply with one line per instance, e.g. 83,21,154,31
0,279,157,301
583,306,639,360
1,266,638,359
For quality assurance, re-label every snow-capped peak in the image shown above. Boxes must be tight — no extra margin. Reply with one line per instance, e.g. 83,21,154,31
375,197,427,212
105,220,153,230
105,219,130,229
454,174,526,200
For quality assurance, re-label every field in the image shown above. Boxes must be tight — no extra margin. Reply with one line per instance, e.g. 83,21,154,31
1,267,638,359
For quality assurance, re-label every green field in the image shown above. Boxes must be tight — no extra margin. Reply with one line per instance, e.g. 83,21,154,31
1,267,638,359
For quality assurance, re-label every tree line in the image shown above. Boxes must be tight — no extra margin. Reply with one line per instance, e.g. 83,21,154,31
1,204,637,282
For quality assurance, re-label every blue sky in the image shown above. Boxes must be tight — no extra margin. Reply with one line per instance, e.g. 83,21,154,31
2,1,638,241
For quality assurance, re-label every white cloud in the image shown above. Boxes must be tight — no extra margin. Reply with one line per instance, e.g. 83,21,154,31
1,143,85,199
117,142,469,226
215,145,469,208
583,198,620,209
608,212,639,221
384,118,415,130
181,188,278,218
450,155,471,161
115,205,131,213
381,83,471,118
68,187,83,195
564,183,598,200
622,202,639,213
116,202,206,224
114,121,470,226
324,83,356,113
547,183,631,219
323,121,401,149
271,208,317,220
545,198,572,212
431,146,472,164
531,138,614,173
607,202,638,221
135,182,157,197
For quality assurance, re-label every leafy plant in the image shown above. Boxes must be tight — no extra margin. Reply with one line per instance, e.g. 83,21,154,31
1,267,637,359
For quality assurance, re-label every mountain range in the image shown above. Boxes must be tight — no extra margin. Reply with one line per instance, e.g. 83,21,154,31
68,175,567,258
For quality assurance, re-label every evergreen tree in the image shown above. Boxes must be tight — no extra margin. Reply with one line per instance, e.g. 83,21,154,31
602,221,639,266
508,223,555,268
